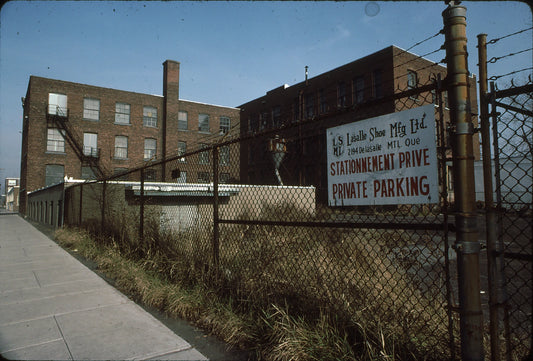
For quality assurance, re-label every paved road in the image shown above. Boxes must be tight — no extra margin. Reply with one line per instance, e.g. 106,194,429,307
0,214,207,360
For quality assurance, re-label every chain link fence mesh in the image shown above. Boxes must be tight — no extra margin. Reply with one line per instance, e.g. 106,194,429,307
490,77,532,360
59,79,471,359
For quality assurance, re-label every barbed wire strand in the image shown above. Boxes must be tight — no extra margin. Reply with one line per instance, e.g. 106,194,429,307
399,29,443,54
488,48,533,64
489,67,533,81
487,26,533,45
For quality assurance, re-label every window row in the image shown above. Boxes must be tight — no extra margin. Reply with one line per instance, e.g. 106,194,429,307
46,129,157,160
83,100,158,127
247,69,383,132
178,143,230,166
48,93,232,133
179,111,231,134
46,129,231,165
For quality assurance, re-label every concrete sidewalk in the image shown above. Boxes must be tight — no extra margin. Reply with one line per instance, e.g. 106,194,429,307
0,214,207,360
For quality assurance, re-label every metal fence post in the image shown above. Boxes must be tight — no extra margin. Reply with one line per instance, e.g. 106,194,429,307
212,146,220,267
478,33,501,361
101,180,106,233
79,184,83,226
443,3,485,360
140,169,144,243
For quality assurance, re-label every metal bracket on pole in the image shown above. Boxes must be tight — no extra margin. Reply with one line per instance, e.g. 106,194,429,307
455,122,475,135
454,241,481,254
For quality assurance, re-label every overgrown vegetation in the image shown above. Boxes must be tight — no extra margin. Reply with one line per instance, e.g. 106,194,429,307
55,202,455,360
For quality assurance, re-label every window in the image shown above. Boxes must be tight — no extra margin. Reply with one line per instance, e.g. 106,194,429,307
45,165,64,186
176,171,187,183
47,128,65,153
338,81,347,107
144,138,157,160
372,69,383,98
260,112,268,130
48,93,67,116
83,133,98,157
81,166,96,180
220,173,230,184
143,106,157,127
293,97,300,122
305,93,314,118
407,70,418,90
199,143,209,164
220,116,230,134
199,114,209,132
83,98,100,120
432,89,436,105
178,111,188,130
272,106,281,128
407,70,418,99
115,103,130,124
319,89,327,113
114,136,128,159
353,76,364,104
114,168,129,181
250,114,258,132
144,169,157,181
220,145,230,166
197,172,210,183
177,141,186,162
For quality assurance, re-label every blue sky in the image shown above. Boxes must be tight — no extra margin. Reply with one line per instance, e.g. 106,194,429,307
0,1,531,191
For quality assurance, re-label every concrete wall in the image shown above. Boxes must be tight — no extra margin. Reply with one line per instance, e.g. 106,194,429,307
6,186,19,212
60,181,315,235
27,183,65,228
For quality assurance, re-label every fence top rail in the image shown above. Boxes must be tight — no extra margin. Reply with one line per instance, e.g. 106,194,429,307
62,179,316,191
490,82,533,100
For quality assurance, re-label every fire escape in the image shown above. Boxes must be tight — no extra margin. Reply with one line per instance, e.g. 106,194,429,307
46,104,107,179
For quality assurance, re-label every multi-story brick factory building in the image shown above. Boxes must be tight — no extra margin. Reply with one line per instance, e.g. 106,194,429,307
238,45,479,202
19,60,240,214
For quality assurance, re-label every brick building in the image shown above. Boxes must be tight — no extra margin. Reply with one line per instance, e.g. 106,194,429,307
19,60,240,215
238,45,479,201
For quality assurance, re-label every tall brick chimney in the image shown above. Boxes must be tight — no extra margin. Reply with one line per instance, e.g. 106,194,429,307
162,60,180,180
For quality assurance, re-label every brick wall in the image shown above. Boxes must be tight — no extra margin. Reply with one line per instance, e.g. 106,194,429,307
19,62,241,214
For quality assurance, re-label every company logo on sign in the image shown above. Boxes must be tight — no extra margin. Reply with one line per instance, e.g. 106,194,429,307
326,105,438,206
331,134,345,157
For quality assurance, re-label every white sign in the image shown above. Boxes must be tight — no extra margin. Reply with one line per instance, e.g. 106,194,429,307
7,179,16,186
326,105,439,206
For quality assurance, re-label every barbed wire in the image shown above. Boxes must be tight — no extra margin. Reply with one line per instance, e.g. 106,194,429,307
489,67,533,81
393,47,444,71
487,26,533,45
487,48,533,64
398,29,444,54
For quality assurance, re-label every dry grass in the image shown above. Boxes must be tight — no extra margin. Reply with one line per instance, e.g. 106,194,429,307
55,201,456,360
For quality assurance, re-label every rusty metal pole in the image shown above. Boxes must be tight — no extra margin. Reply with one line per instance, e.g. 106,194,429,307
78,184,83,226
101,180,106,233
140,169,144,243
443,3,485,360
212,146,220,267
478,33,501,361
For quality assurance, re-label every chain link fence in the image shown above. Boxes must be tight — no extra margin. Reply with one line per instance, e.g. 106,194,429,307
59,78,468,359
488,77,532,360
